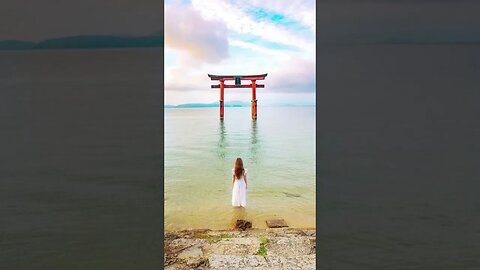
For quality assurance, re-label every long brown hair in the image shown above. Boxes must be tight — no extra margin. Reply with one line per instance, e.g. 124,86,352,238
234,158,245,179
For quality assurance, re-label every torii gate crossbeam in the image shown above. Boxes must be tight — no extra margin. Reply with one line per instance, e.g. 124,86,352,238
208,73,267,120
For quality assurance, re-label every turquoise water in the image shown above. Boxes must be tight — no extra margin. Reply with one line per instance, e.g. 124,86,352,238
165,106,315,230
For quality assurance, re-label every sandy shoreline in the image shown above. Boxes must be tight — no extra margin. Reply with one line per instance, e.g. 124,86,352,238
165,227,316,269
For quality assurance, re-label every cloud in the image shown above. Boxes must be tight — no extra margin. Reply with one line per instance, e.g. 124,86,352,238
267,58,315,93
227,38,291,61
165,0,316,104
191,0,314,53
165,3,229,63
165,67,211,91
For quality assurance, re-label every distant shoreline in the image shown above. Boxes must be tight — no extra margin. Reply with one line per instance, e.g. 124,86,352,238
0,34,163,51
164,104,315,109
0,46,163,52
0,47,162,53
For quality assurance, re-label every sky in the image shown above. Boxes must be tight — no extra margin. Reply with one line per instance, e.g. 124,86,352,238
2,0,479,106
0,0,162,41
317,0,480,44
164,0,316,106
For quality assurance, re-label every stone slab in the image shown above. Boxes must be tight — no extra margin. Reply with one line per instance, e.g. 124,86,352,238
203,237,259,256
266,254,316,269
209,255,269,269
266,236,314,256
266,219,288,228
177,245,203,259
165,228,316,269
209,255,315,269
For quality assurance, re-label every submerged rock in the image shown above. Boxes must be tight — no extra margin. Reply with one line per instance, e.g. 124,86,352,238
283,192,302,198
235,219,252,231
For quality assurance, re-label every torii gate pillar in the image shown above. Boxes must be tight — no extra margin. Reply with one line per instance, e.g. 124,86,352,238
219,80,225,119
251,80,257,120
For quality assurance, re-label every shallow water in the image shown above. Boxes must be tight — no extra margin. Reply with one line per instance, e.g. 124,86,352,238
164,107,316,230
0,48,163,270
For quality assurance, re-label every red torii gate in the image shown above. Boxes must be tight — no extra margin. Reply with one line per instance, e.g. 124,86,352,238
208,73,267,120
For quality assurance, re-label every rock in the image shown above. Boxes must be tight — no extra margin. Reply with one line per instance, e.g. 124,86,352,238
266,219,288,228
203,237,259,256
303,230,316,237
266,227,289,235
266,236,314,256
265,254,316,269
283,192,302,198
310,238,316,254
165,228,316,269
177,245,203,259
209,255,269,269
235,219,252,231
185,257,208,268
209,255,316,269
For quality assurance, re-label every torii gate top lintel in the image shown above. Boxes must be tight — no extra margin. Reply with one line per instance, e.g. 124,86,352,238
208,73,268,120
207,73,268,81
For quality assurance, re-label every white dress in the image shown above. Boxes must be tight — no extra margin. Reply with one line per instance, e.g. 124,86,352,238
232,168,247,207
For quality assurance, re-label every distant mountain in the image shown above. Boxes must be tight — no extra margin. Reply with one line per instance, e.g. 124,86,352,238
0,34,163,50
0,40,36,50
164,101,315,108
165,101,250,108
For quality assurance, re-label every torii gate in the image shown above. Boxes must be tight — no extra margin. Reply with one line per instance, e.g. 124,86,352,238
208,73,267,120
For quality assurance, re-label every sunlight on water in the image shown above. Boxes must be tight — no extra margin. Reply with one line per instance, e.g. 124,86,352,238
165,107,315,230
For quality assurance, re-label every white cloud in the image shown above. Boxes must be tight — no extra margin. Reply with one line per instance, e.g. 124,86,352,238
191,0,314,53
165,3,229,63
268,58,315,93
227,38,291,61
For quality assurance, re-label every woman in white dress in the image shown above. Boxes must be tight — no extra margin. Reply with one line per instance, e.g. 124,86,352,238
232,158,247,207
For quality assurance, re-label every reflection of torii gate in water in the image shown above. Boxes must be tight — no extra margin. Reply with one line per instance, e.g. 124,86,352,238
208,73,268,120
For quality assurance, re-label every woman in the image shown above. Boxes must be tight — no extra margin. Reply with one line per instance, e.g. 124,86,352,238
232,158,247,207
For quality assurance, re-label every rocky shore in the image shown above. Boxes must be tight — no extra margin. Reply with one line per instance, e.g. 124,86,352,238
164,228,316,269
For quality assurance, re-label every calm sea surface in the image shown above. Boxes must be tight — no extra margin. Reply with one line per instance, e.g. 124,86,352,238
0,49,162,270
164,107,316,230
2,45,479,269
317,44,480,269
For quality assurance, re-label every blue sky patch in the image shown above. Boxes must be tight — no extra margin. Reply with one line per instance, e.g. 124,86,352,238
247,7,310,33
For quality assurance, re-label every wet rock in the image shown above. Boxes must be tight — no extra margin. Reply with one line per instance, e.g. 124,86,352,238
266,219,288,228
283,192,302,198
235,219,252,231
303,230,316,237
